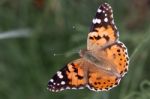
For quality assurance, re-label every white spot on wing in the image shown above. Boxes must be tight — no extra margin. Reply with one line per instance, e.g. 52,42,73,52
72,87,77,89
60,88,64,91
114,25,117,29
104,18,108,22
108,6,111,9
55,90,58,92
96,19,101,24
111,20,114,24
110,14,113,18
92,19,96,24
97,8,102,13
51,89,54,92
61,81,65,85
66,87,71,89
57,83,60,86
92,18,101,24
106,8,109,10
79,87,84,89
57,71,63,79
50,79,54,82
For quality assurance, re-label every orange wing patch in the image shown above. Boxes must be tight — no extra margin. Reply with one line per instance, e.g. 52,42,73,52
87,69,121,91
87,25,116,50
104,42,129,77
66,61,86,87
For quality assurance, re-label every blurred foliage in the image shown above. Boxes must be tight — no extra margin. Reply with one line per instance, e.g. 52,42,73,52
0,0,150,99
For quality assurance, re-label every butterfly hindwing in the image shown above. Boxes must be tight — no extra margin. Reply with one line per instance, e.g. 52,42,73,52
103,41,129,77
86,41,129,91
87,69,121,91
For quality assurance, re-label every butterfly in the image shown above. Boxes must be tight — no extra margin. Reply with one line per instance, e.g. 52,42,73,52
47,3,129,92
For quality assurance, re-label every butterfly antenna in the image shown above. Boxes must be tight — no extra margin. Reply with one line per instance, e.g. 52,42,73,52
50,48,79,57
49,48,63,56
66,50,79,54
53,53,65,56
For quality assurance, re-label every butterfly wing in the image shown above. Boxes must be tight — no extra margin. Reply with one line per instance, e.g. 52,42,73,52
86,41,129,91
87,3,119,50
47,59,87,92
87,68,121,91
104,41,129,77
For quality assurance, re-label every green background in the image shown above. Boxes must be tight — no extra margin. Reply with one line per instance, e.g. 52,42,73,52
0,0,150,99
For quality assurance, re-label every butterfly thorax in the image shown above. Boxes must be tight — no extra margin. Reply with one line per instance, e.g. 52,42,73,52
79,49,121,78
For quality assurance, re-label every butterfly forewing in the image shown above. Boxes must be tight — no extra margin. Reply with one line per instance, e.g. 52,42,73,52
87,3,119,50
48,59,87,92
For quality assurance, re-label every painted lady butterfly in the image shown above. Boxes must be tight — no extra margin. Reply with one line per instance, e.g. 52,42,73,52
47,3,129,92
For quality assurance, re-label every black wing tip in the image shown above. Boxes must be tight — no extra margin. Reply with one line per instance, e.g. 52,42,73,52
95,3,112,15
99,3,112,12
90,2,114,30
100,3,111,8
